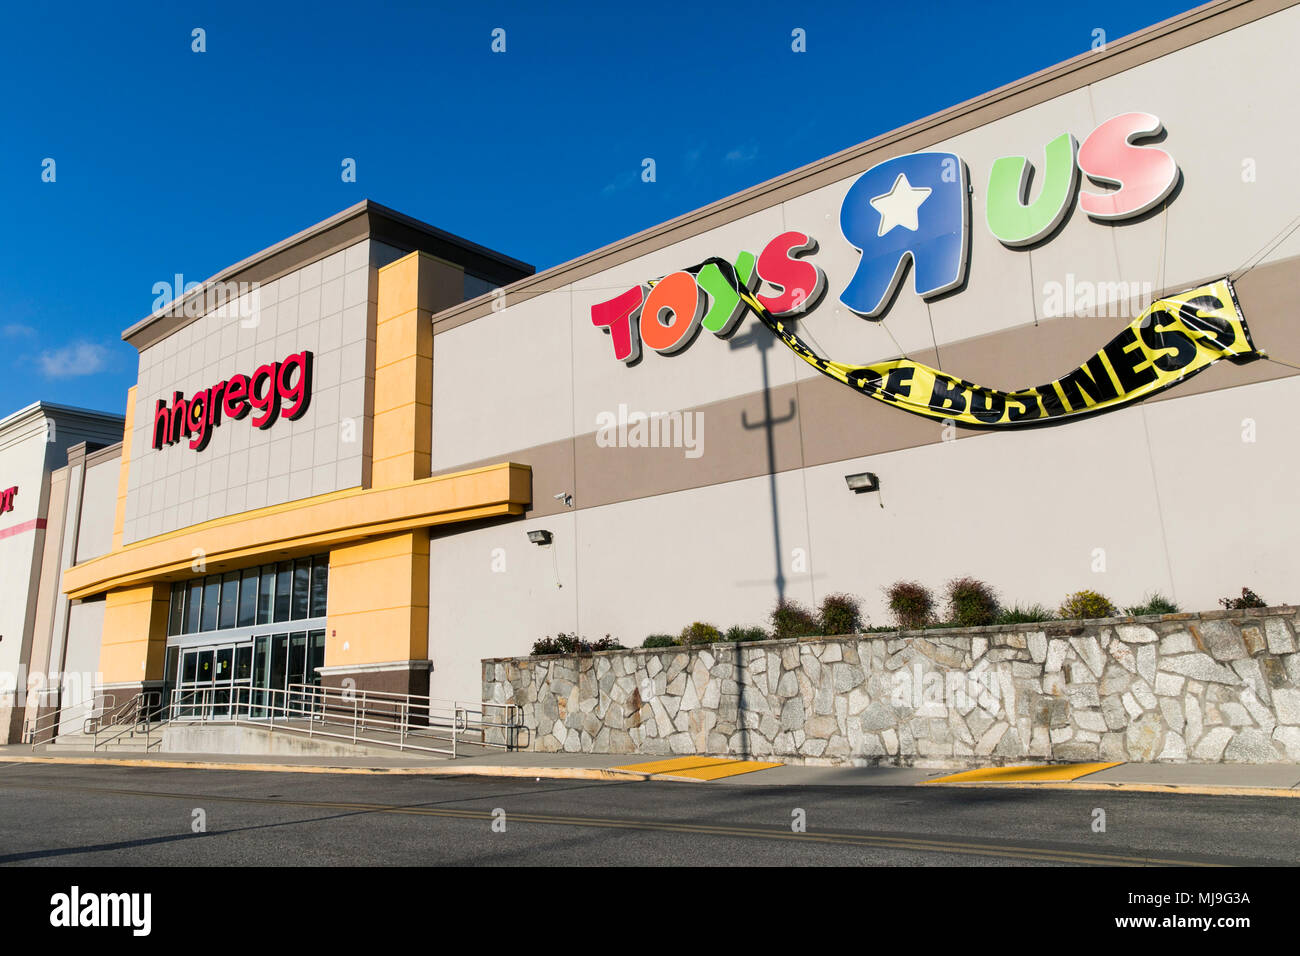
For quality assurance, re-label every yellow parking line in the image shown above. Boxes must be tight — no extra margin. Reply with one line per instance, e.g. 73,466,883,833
668,760,783,781
612,756,782,780
612,756,737,775
927,762,1122,784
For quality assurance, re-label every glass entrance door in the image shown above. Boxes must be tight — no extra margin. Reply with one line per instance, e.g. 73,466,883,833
287,632,307,714
176,642,252,719
179,648,200,717
213,646,233,718
247,630,326,719
194,648,214,718
165,555,330,719
234,643,253,715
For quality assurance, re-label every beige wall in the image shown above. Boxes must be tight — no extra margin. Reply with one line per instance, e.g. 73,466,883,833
74,455,120,563
0,414,54,704
0,414,121,687
423,6,1300,704
432,7,1300,471
26,465,68,688
123,240,410,543
0,410,121,740
432,373,1300,703
58,597,105,735
21,443,124,731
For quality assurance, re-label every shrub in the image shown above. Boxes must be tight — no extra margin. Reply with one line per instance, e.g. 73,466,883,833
531,633,624,656
1058,590,1118,620
770,599,820,640
723,625,768,643
945,577,1000,628
1125,593,1181,616
1220,587,1268,610
531,634,574,656
818,593,862,635
886,580,935,630
922,619,962,630
642,634,678,648
994,603,1055,625
679,621,723,645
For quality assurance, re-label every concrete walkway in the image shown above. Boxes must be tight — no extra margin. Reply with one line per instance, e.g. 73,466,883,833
3,744,1299,795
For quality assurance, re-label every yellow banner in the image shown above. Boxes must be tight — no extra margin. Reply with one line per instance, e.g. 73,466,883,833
740,276,1260,427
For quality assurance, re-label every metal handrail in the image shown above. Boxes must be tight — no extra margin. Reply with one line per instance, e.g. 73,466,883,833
286,683,520,747
166,683,524,757
87,694,138,735
168,684,456,756
27,693,115,749
94,691,163,752
24,683,523,755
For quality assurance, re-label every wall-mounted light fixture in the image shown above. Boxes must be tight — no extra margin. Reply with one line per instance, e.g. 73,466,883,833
844,472,879,494
526,529,553,546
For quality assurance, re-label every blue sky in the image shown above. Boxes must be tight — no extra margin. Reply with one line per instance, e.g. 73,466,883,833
0,0,1198,416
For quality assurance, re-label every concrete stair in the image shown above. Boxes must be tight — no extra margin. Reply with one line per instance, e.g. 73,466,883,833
30,715,503,759
161,718,468,757
40,728,162,754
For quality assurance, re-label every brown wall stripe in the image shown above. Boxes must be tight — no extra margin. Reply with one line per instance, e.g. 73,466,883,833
430,255,1300,520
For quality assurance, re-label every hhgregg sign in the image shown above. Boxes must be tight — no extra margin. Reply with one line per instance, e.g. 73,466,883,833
151,351,313,453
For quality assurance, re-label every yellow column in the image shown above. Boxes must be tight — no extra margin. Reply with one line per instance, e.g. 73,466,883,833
100,583,170,685
372,251,463,488
325,530,429,668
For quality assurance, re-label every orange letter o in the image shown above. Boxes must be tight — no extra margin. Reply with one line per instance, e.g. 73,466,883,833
640,271,703,354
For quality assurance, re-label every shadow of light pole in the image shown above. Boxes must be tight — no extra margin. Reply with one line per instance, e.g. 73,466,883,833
727,324,797,759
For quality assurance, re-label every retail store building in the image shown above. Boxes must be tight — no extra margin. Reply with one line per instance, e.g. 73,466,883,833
4,0,1300,743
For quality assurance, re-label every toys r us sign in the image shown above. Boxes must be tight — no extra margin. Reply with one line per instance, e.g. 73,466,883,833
592,112,1179,363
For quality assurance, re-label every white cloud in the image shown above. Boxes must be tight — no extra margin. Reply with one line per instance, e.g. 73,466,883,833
725,143,759,164
38,341,111,378
601,169,639,195
3,323,36,338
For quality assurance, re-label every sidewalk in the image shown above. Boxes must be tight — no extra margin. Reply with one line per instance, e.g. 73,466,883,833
2,745,1298,796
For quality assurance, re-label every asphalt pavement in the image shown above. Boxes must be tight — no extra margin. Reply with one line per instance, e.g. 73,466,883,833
0,760,1295,866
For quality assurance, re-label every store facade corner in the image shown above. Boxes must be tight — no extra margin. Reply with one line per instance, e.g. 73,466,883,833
0,403,126,742
3,202,535,743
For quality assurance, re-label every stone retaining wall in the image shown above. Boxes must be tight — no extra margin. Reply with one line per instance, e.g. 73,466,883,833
482,608,1300,765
